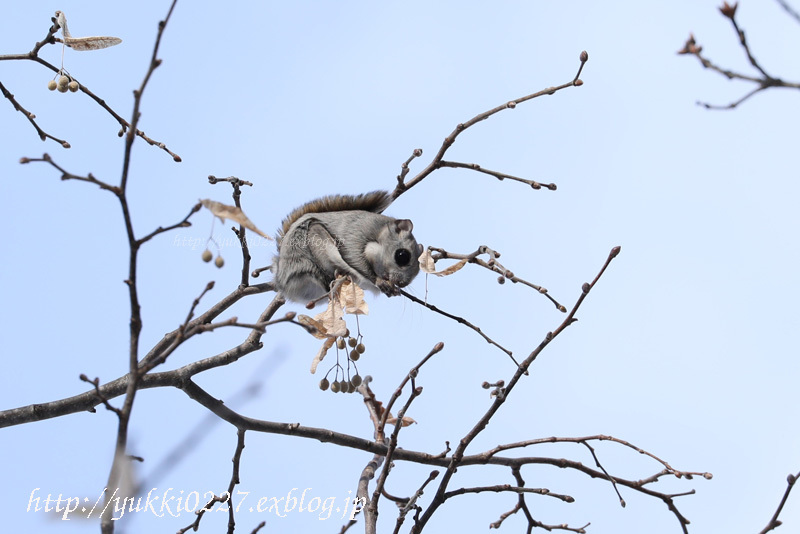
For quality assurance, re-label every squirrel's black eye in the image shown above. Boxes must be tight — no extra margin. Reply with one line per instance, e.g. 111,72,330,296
395,249,411,266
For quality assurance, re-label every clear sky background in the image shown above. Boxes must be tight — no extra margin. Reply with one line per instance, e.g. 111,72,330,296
1,1,798,533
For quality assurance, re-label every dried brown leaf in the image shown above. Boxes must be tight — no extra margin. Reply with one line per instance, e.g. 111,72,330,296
313,298,348,339
55,11,122,51
434,259,467,277
296,314,328,340
66,36,122,50
386,415,417,427
200,199,272,239
419,249,436,273
420,248,468,277
310,337,335,374
337,279,369,315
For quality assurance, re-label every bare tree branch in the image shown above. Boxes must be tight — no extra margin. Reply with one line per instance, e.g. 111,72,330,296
438,160,557,190
209,175,256,286
775,0,800,24
0,81,70,147
411,246,621,533
427,245,566,311
679,4,800,109
392,51,588,198
20,153,118,193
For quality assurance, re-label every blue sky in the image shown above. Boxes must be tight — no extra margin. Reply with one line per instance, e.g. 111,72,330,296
1,1,798,533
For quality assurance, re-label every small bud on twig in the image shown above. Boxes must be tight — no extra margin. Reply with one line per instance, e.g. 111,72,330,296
719,2,738,19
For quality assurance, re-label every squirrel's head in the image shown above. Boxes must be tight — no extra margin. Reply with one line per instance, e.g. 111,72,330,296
373,219,423,289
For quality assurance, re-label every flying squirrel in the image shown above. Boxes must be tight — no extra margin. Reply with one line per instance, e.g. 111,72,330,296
271,190,423,302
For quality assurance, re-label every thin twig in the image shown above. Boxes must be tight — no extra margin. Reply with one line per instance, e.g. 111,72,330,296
444,485,572,502
393,471,439,534
438,160,556,191
378,342,444,435
178,281,216,337
582,441,625,507
396,148,423,185
398,289,520,368
208,175,257,287
137,202,202,245
188,313,300,336
485,434,711,482
177,493,229,534
19,153,119,193
775,0,800,24
368,385,423,521
698,84,768,110
79,374,122,416
759,471,800,534
177,428,245,534
0,81,70,147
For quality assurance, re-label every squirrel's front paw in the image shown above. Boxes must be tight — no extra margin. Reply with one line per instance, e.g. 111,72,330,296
376,278,400,297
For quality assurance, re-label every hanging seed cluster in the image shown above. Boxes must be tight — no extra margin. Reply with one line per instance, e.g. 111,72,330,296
48,73,79,93
319,333,366,394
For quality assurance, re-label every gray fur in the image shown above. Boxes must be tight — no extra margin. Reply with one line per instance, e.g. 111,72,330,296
272,194,422,303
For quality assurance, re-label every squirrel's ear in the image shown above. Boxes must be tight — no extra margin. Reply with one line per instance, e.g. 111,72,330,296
394,219,413,233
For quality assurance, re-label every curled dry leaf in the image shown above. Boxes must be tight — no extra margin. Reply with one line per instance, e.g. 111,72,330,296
298,297,349,373
336,279,369,315
297,296,348,340
419,249,436,273
305,298,348,373
419,249,467,277
310,337,335,374
436,259,468,276
296,314,327,340
200,199,272,239
313,298,348,339
386,415,417,427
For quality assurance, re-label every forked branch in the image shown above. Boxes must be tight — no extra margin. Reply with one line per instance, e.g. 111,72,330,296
392,51,588,198
679,3,800,109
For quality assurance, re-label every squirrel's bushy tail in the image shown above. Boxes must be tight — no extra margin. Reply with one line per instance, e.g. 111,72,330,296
276,190,392,241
